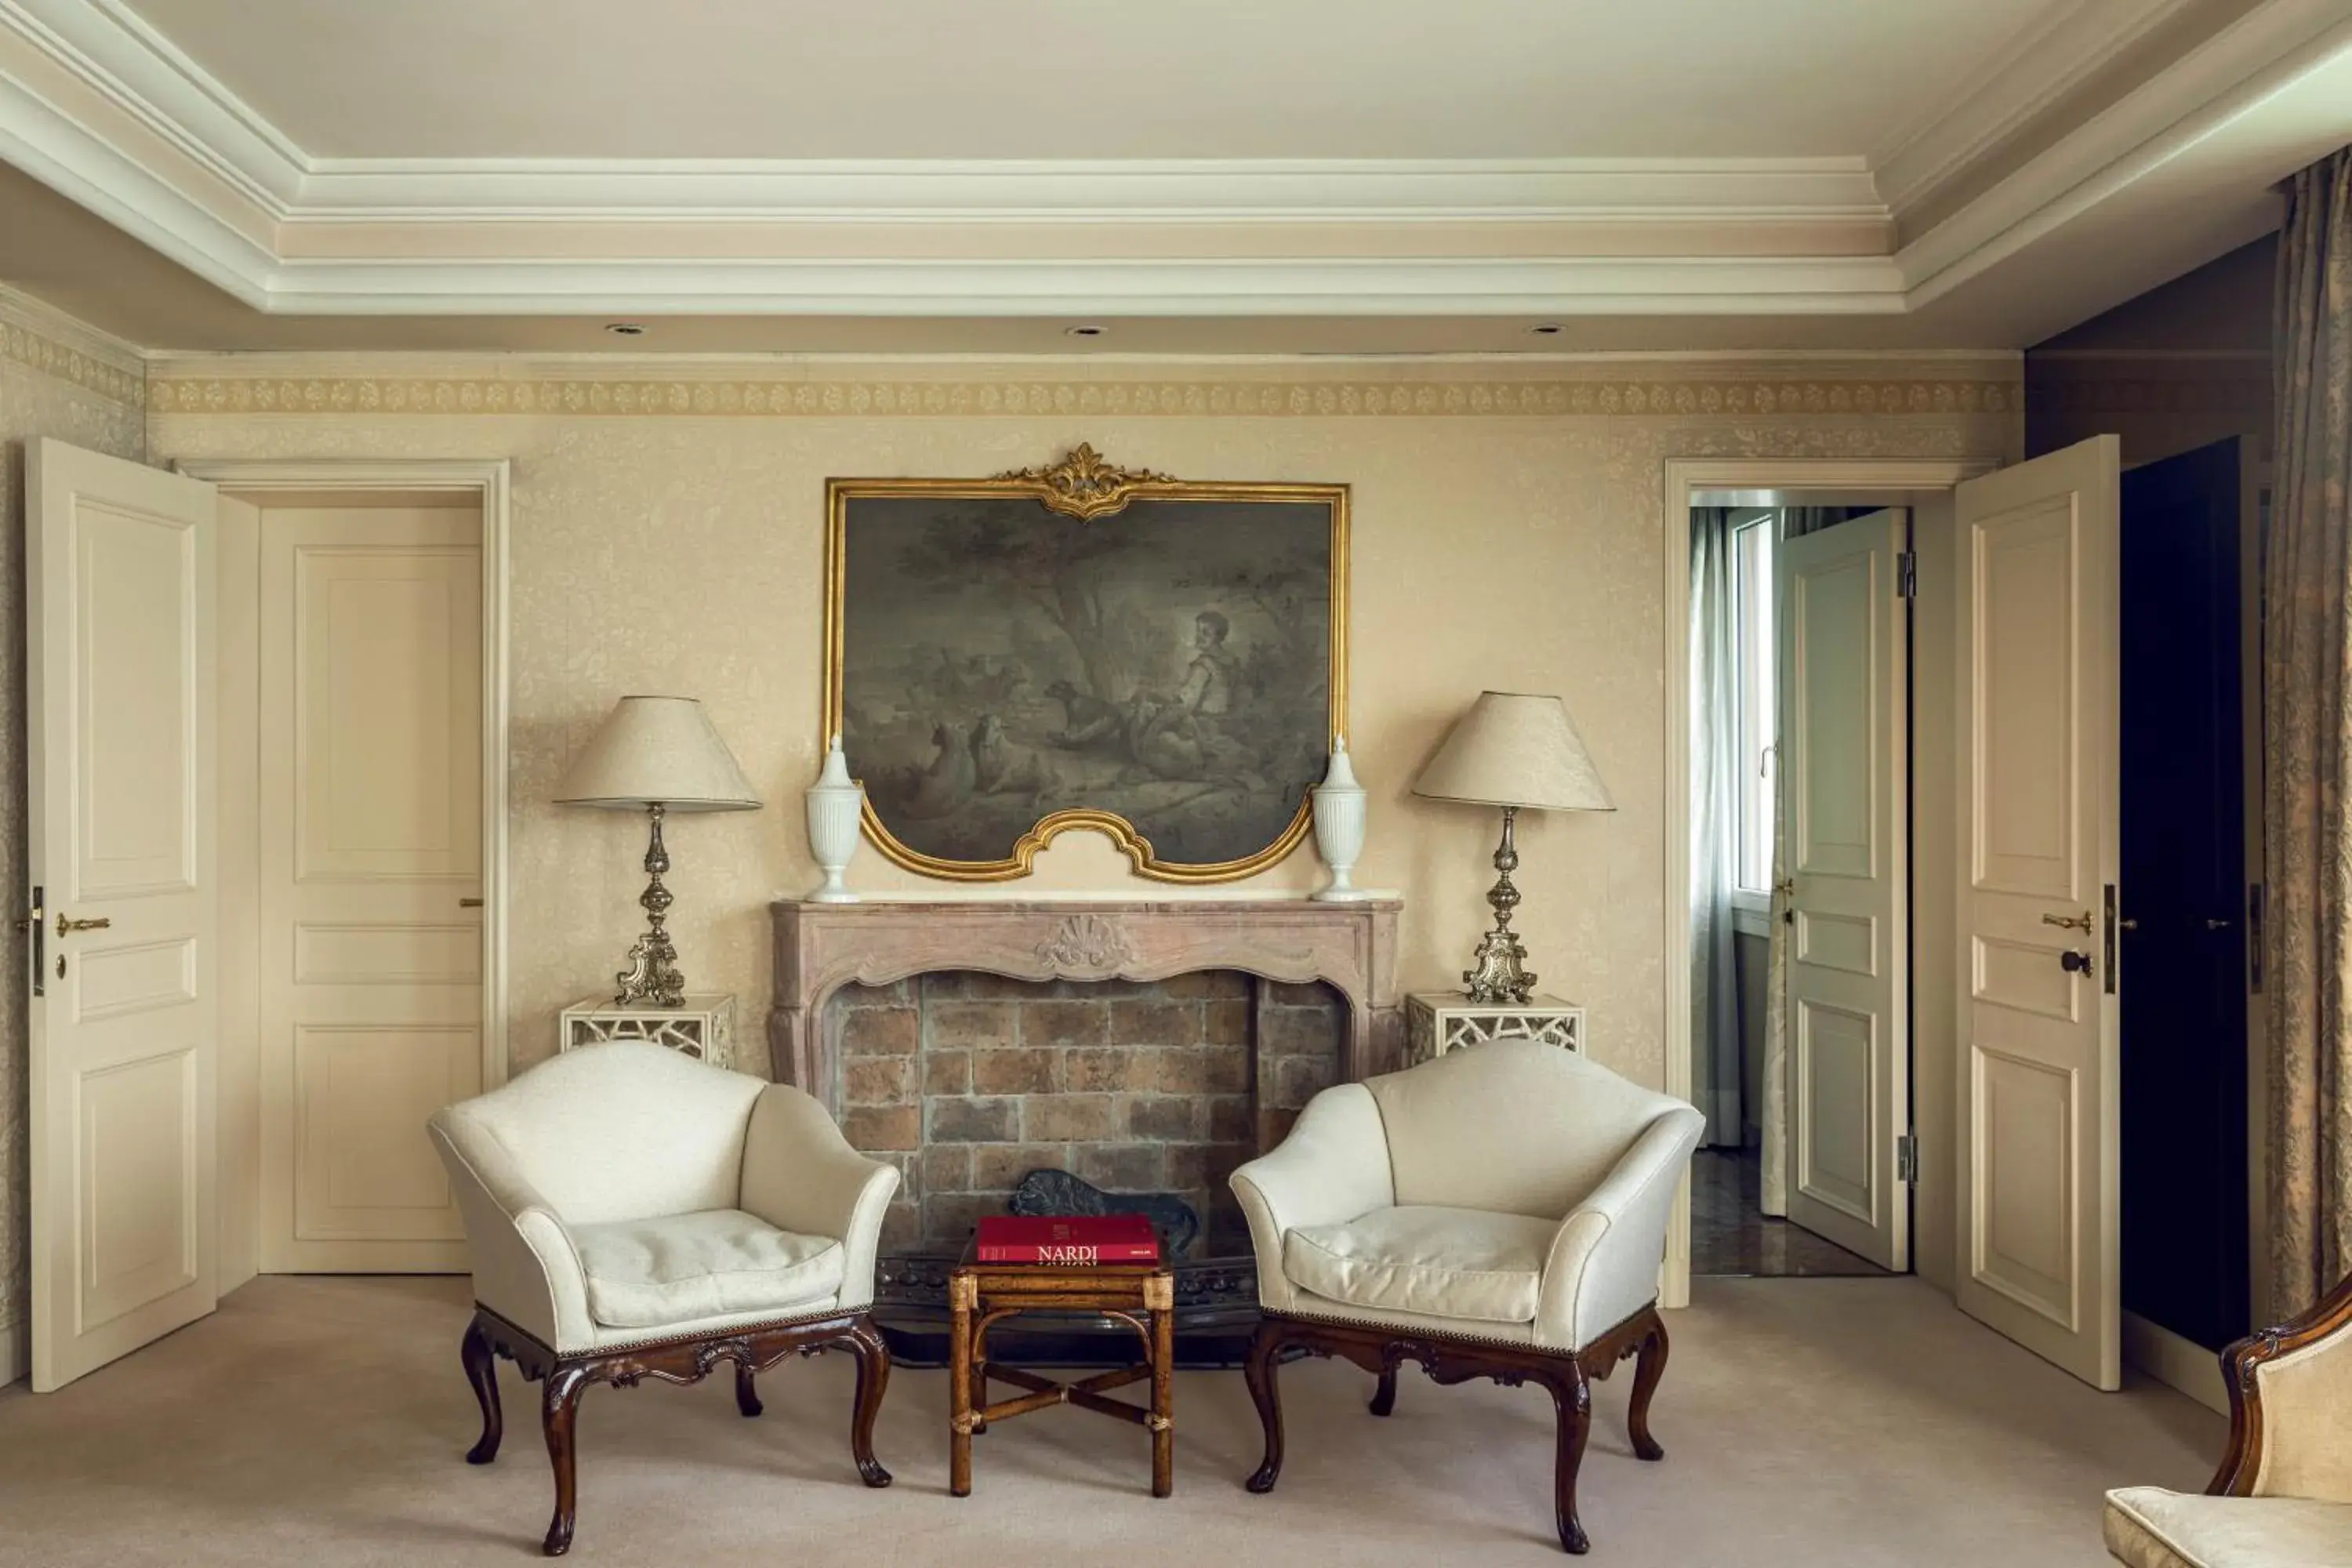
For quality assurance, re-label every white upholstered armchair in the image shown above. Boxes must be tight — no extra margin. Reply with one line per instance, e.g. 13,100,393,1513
2104,1271,2352,1567
426,1042,900,1556
1230,1039,1704,1555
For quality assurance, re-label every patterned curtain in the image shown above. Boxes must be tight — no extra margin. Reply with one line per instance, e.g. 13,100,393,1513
2268,146,2352,1317
1760,506,1853,1214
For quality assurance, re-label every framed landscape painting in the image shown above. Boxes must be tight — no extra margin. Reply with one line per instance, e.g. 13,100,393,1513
823,445,1348,881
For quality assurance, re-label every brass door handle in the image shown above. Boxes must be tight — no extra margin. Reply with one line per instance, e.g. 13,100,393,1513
56,914,111,938
2042,911,2092,932
459,898,484,909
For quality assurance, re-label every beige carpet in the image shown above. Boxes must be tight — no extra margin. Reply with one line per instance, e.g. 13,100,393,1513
0,1274,2216,1566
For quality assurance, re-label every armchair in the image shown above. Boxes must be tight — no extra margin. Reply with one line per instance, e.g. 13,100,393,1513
426,1042,900,1555
2103,1271,2352,1566
1230,1039,1703,1555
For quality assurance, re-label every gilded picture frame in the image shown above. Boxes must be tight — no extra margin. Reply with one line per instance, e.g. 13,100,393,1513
822,445,1349,882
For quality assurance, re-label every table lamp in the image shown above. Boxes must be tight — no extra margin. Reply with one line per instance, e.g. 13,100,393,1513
555,695,761,1007
1411,691,1614,1004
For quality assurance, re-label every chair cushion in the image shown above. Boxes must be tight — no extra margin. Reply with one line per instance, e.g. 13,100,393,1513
1283,1205,1556,1325
572,1208,844,1330
2104,1486,2352,1568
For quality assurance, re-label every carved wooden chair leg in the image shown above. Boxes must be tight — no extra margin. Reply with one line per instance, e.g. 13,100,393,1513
539,1367,590,1558
461,1316,503,1465
846,1316,894,1488
1626,1310,1668,1462
1548,1363,1594,1555
1369,1364,1399,1417
733,1361,763,1418
1243,1317,1287,1494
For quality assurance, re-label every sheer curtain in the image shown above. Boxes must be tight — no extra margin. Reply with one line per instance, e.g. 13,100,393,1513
1759,506,1850,1214
1689,507,1743,1146
2268,145,2352,1316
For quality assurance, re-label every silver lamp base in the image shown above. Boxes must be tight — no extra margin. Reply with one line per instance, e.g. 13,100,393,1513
1461,804,1537,1005
614,802,687,1008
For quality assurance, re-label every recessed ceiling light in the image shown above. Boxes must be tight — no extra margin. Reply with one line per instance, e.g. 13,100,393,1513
1064,325,1107,338
1530,323,1564,336
604,322,646,337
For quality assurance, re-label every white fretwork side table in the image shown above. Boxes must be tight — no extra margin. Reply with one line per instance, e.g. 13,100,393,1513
1405,991,1584,1066
559,993,738,1071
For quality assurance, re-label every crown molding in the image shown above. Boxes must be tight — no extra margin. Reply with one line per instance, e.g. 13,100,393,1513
287,157,1886,224
1867,0,2209,217
1895,0,2352,305
0,0,2341,332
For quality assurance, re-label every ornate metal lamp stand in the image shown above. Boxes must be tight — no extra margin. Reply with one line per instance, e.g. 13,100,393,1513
1462,805,1537,1004
614,802,688,1007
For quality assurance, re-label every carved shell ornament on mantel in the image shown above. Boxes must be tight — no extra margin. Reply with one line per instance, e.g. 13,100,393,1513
1033,912,1138,973
990,442,1180,521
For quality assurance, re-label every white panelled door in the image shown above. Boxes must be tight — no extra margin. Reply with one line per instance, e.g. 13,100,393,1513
1778,510,1910,1271
1955,435,2122,1390
27,439,220,1391
260,506,483,1272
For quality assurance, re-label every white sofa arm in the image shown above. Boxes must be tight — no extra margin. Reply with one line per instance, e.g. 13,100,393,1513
1534,1104,1704,1351
427,1112,595,1352
737,1085,902,1312
1229,1083,1396,1313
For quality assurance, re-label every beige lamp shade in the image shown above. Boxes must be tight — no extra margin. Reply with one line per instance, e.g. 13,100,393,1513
554,695,762,811
1411,691,1615,812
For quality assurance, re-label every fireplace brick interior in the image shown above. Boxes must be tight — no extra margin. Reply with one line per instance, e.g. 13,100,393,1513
829,971,1345,1254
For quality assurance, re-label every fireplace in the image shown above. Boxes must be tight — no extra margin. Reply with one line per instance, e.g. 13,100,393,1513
768,898,1402,1363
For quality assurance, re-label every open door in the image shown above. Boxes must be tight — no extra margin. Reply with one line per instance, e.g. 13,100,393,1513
27,439,220,1391
1955,434,2122,1390
1778,509,1910,1271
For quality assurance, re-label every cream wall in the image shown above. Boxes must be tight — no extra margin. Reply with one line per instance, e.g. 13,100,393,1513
0,289,147,1381
147,355,2019,1110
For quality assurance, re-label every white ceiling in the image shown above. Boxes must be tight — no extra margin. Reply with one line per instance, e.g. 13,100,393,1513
122,0,2056,162
0,0,2344,353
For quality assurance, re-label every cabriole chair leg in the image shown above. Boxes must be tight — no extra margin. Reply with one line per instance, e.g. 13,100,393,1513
1243,1317,1287,1493
539,1367,590,1558
461,1317,503,1465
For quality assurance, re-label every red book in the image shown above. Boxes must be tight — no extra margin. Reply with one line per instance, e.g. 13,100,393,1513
975,1214,1160,1265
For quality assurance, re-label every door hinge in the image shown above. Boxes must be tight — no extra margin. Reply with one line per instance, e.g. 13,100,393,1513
1896,1134,1918,1184
24,882,42,999
1896,550,1918,599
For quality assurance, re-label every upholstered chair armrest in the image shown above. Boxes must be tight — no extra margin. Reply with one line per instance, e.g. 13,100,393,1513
1229,1083,1396,1314
1533,1104,1705,1352
427,1111,594,1352
2211,1270,2352,1502
737,1084,902,1312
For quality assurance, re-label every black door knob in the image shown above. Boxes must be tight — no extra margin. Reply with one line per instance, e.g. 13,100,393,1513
2060,949,2092,975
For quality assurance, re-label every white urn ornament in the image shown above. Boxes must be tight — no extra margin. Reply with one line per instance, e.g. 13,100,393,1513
804,736,865,903
1311,737,1372,902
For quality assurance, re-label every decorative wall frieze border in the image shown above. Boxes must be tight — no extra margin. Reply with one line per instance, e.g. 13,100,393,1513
0,284,146,408
147,371,2017,419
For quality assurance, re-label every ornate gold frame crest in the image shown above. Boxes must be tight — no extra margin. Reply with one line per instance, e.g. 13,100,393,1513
822,445,1350,883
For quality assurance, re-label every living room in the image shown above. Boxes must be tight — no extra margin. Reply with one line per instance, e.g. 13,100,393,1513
2,4,2350,1566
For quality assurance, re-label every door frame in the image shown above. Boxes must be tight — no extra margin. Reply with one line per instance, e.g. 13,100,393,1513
1660,455,1998,1308
173,459,514,1103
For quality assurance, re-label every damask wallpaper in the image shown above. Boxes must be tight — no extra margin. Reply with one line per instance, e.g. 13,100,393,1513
145,354,2020,1112
0,289,147,1374
0,341,2022,1374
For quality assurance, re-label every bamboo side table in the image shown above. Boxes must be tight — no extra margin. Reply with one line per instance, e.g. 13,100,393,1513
947,1247,1176,1498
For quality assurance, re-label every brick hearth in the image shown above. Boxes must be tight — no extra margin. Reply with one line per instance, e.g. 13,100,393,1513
829,972,1345,1254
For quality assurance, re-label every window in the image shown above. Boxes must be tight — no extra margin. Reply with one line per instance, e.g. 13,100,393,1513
1730,512,1776,899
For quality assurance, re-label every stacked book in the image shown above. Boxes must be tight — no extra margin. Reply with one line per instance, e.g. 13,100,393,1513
976,1214,1160,1265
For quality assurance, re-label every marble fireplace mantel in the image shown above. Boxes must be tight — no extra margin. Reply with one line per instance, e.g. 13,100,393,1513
767,898,1402,1110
